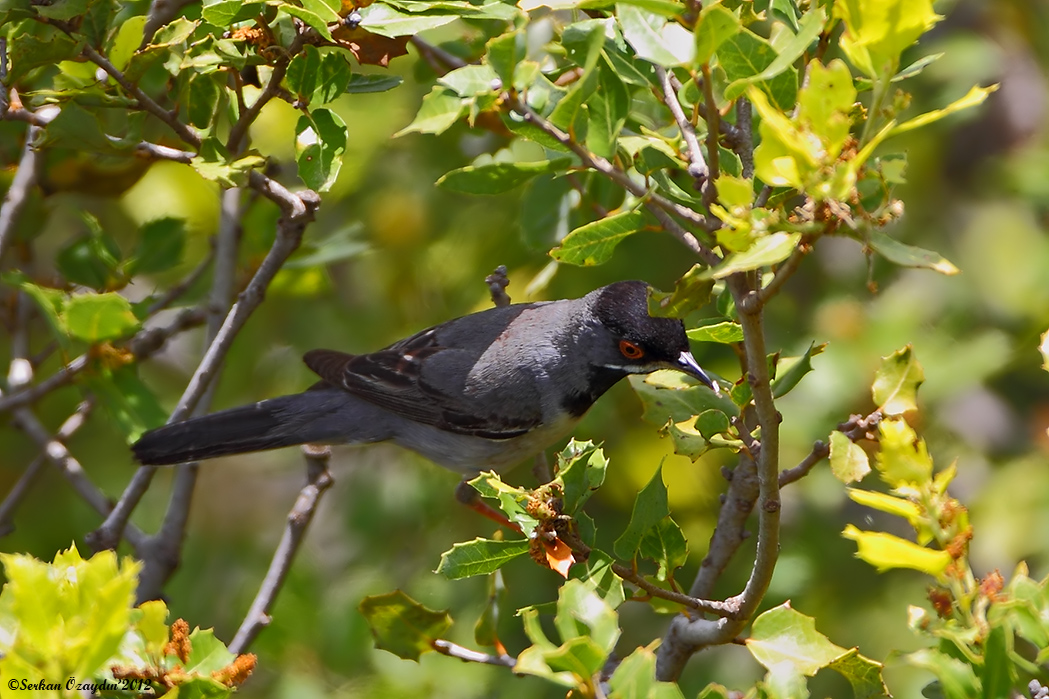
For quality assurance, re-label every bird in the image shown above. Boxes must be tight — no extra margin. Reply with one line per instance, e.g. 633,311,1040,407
132,281,719,474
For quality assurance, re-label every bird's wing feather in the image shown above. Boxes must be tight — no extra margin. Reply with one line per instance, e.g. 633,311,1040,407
303,330,539,439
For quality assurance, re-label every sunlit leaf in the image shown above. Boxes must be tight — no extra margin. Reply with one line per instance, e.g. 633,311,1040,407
867,231,959,275
830,431,870,483
707,232,802,279
63,293,140,342
746,603,847,676
841,525,951,575
871,345,924,415
551,210,649,266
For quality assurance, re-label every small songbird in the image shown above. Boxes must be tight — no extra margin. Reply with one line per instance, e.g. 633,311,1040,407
132,281,719,473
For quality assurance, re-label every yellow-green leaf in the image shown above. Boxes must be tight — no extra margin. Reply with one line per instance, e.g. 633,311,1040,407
706,231,801,279
842,525,951,575
833,0,942,79
875,418,933,487
551,210,648,266
846,488,920,524
830,431,870,483
890,84,998,136
871,345,924,415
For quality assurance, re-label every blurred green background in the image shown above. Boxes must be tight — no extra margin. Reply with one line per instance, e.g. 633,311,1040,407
1,0,1048,696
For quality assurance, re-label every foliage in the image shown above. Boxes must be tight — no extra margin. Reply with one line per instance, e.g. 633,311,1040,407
0,544,255,698
0,0,1045,697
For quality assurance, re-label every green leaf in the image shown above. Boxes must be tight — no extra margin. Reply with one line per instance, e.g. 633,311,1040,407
551,210,648,266
827,648,890,699
586,65,630,160
631,372,738,428
437,159,572,195
62,293,140,342
867,230,960,276
128,218,186,276
295,108,347,192
694,4,740,65
357,2,458,37
474,569,506,649
979,624,1015,699
108,14,148,72
608,642,686,699
555,440,608,514
687,321,743,344
718,29,797,110
829,431,870,484
771,341,826,398
520,174,573,249
555,579,620,652
436,538,530,579
186,71,223,129
346,73,404,93
358,590,452,661
396,86,466,136
438,64,500,97
287,46,352,106
875,418,932,487
842,525,951,575
202,0,263,24
617,3,694,67
639,517,688,581
871,345,924,415
833,0,942,79
724,8,825,101
904,649,980,699
0,544,140,682
746,603,847,676
56,233,123,291
706,232,802,279
86,365,168,442
33,0,92,22
5,20,84,83
647,265,714,318
614,465,670,560
486,30,524,89
40,102,136,154
579,551,625,609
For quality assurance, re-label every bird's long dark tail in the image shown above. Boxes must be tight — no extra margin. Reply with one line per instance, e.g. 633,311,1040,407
132,389,368,465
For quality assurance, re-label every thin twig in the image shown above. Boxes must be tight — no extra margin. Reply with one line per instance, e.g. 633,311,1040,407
0,307,207,415
11,405,149,551
228,35,305,153
757,240,811,304
485,265,511,307
146,249,216,315
735,98,754,179
432,640,516,667
0,400,93,536
657,67,707,185
699,64,720,210
409,36,467,74
229,446,333,654
0,123,41,265
779,440,829,487
509,97,721,265
666,73,742,145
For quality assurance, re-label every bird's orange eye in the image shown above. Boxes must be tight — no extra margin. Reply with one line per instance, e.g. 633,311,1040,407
619,340,645,359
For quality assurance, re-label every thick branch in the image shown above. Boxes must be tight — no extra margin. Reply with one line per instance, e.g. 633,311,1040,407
88,188,319,552
136,187,244,602
229,447,333,654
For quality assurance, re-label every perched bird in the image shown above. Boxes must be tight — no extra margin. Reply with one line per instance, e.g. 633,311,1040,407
133,281,719,474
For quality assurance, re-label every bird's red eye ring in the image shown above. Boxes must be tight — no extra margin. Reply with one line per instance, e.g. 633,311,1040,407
619,340,645,360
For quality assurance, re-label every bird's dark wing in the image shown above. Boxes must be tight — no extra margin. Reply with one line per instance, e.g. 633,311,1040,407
303,327,539,439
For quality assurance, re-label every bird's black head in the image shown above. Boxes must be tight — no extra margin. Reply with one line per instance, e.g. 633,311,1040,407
589,281,718,391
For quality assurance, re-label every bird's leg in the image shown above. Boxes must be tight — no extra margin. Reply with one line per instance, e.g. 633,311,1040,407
454,480,523,534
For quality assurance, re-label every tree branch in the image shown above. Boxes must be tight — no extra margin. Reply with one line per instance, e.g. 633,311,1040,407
657,66,707,186
0,121,41,265
136,187,245,602
0,399,93,537
432,640,516,667
509,97,721,265
779,440,829,487
87,187,319,552
229,446,333,654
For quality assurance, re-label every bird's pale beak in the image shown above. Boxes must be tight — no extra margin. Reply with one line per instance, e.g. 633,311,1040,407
676,351,720,395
